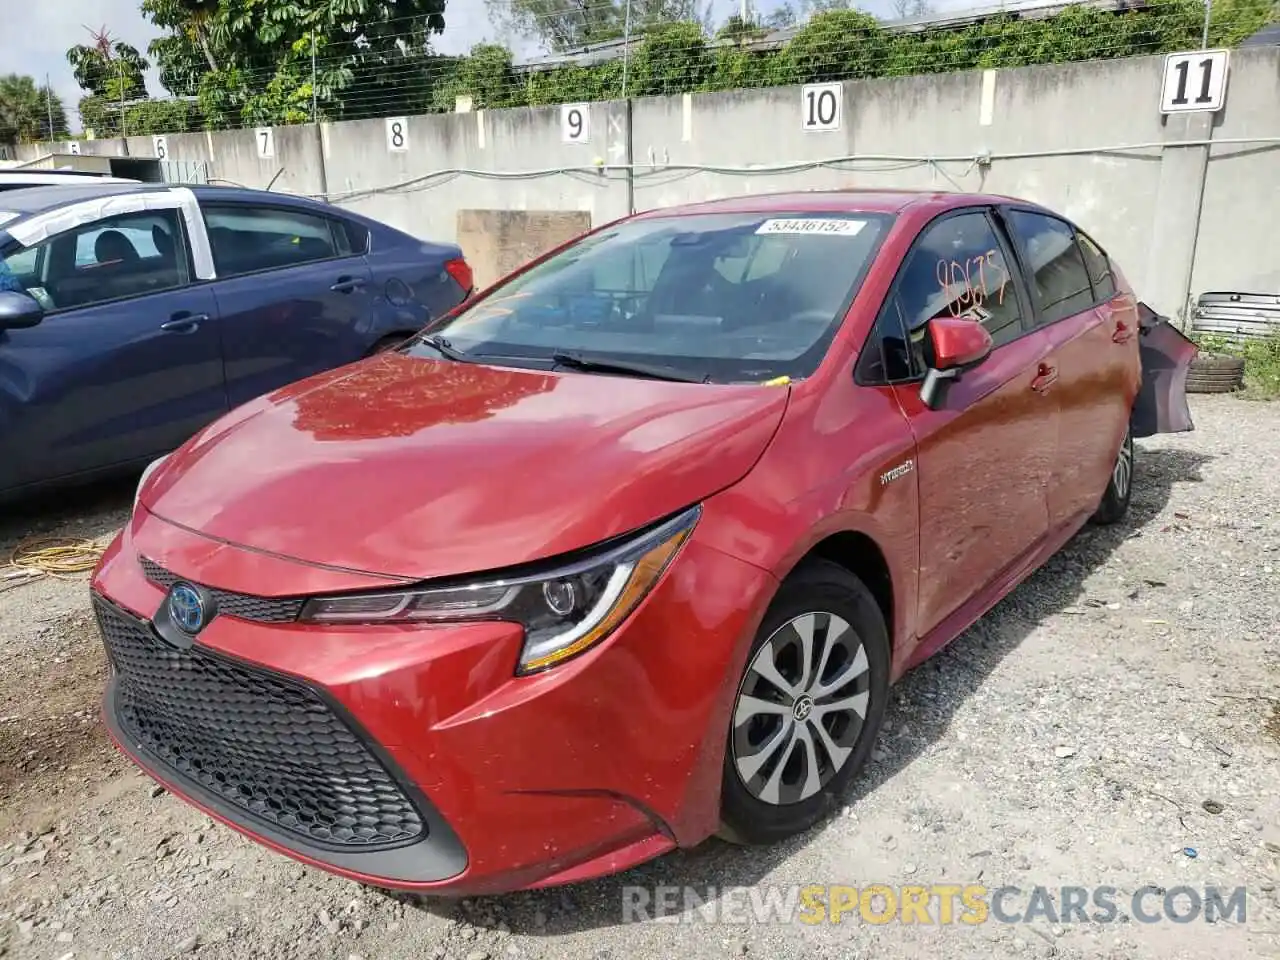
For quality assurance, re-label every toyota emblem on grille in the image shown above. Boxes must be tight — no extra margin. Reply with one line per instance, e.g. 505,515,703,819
168,583,206,635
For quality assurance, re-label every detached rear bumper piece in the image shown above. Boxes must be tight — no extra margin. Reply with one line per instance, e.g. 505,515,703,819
1131,302,1197,439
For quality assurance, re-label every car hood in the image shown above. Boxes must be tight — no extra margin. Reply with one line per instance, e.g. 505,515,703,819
142,353,790,582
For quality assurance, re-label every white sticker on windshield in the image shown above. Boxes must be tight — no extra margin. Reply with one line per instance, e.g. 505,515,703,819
755,218,866,236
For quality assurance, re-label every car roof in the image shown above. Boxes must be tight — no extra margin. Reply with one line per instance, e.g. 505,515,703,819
187,184,328,207
0,182,335,220
1241,22,1280,45
0,170,138,185
0,182,162,217
630,189,1037,220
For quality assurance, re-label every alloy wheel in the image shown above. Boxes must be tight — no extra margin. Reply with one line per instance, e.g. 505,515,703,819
1113,428,1134,501
731,612,871,806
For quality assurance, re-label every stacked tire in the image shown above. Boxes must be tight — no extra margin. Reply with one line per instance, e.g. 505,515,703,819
1186,352,1246,393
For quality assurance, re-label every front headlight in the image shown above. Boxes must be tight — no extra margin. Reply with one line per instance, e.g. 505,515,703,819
299,505,700,674
134,454,170,508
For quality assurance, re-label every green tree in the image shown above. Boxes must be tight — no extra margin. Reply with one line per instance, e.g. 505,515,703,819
486,0,711,52
426,44,520,111
715,14,770,43
124,97,199,135
0,75,68,145
66,27,151,138
779,9,887,83
143,0,223,96
486,0,624,51
764,4,799,28
142,0,450,128
129,0,1272,130
67,27,149,99
1207,0,1280,44
630,22,712,95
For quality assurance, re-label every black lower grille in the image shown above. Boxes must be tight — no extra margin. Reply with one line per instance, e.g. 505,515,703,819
139,557,304,624
95,596,426,850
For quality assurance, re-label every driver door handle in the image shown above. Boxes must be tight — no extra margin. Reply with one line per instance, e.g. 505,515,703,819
331,276,367,294
160,312,208,334
1030,362,1058,394
1112,319,1135,343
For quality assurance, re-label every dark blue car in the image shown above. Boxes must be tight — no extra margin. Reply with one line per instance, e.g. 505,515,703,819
0,183,473,500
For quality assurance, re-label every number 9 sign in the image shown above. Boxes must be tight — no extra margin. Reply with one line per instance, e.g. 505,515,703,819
561,103,589,144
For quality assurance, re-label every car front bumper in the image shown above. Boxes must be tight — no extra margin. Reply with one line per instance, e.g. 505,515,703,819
91,506,776,895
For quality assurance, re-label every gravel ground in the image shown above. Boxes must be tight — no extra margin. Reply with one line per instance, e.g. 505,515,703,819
0,395,1276,960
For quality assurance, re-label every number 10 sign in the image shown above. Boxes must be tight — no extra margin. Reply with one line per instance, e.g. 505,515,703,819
1159,49,1229,114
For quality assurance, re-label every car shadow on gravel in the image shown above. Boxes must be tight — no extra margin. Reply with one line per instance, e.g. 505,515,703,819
0,475,136,553
391,444,1213,935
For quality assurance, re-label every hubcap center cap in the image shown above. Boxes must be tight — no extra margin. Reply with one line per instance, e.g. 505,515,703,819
792,695,815,722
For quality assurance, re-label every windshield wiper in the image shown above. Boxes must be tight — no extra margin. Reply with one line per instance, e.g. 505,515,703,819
417,334,474,363
551,351,710,384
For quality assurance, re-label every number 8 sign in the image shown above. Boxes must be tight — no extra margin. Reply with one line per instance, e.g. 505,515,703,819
386,117,409,153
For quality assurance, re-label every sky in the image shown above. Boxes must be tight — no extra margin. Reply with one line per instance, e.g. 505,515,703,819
4,0,952,133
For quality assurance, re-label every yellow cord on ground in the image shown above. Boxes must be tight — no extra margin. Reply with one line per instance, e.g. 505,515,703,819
6,536,107,583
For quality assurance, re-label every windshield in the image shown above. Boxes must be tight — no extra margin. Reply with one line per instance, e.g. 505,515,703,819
413,211,893,383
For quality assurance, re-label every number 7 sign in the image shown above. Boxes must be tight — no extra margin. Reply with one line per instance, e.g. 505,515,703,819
1159,49,1229,114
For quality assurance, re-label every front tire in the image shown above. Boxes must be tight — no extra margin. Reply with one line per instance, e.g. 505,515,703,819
1091,422,1134,525
718,559,890,846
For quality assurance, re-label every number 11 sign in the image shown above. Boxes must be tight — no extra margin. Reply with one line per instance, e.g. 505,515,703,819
1159,49,1229,114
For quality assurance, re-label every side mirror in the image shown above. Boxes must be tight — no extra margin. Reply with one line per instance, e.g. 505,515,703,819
0,290,44,331
919,316,994,410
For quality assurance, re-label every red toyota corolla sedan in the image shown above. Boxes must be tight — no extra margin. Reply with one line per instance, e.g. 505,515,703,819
91,190,1195,896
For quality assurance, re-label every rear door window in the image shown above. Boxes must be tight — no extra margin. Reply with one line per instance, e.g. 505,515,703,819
1076,231,1117,300
1004,210,1096,326
202,205,347,279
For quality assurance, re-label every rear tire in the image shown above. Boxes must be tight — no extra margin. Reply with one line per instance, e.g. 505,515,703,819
717,559,890,846
1091,422,1134,525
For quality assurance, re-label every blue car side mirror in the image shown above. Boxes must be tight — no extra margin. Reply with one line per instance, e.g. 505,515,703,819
0,290,44,330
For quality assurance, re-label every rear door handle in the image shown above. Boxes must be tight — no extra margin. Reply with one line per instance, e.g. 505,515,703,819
1112,320,1135,343
1031,363,1059,393
160,312,208,334
331,276,367,294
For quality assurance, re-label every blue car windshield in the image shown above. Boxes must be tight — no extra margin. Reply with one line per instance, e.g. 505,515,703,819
416,211,893,384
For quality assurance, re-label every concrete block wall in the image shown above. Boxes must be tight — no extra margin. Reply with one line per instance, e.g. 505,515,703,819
17,47,1280,320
